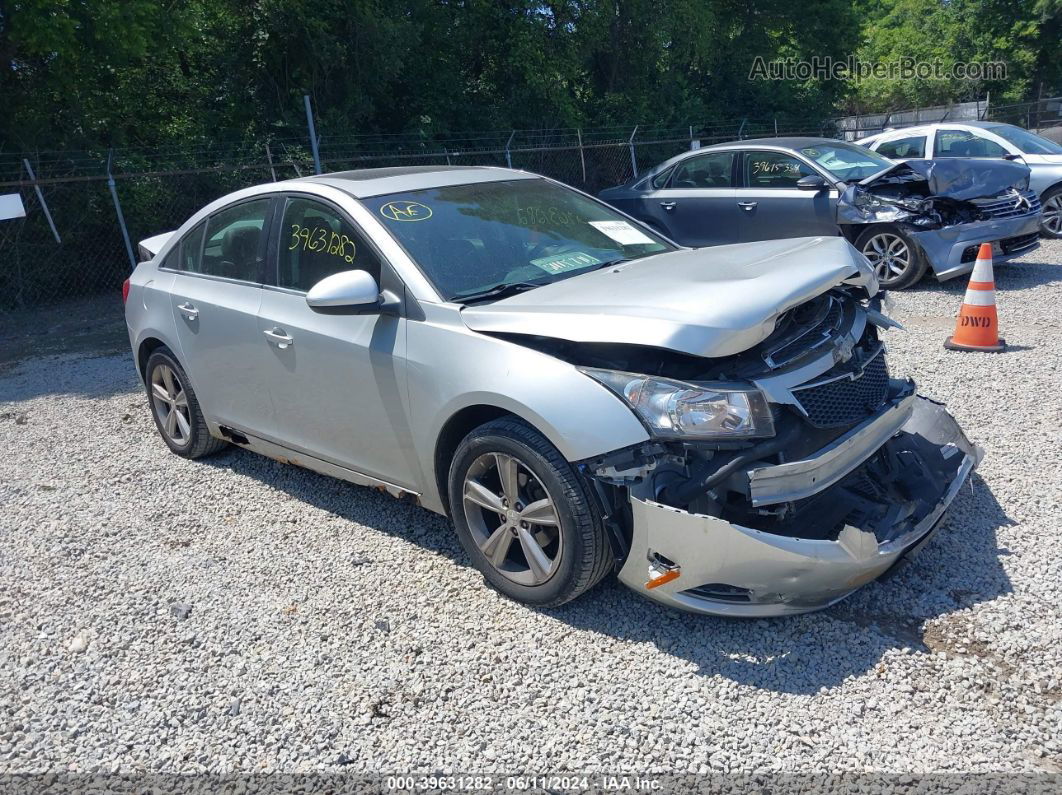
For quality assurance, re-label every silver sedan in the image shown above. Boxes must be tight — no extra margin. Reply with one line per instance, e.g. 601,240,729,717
125,166,978,616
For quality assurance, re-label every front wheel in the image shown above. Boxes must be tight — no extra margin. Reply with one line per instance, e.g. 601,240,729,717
1040,187,1062,238
447,418,612,608
855,226,928,290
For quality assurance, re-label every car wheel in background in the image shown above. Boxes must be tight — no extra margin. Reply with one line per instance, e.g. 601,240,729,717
448,417,612,608
1040,187,1062,238
855,225,928,290
145,347,228,459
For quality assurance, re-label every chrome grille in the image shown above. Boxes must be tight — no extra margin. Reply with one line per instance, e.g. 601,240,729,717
793,347,889,428
1000,232,1039,255
973,189,1041,220
762,294,846,369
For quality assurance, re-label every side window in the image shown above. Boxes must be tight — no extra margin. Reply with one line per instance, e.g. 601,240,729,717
194,199,272,281
177,222,205,272
670,152,735,188
935,129,1007,158
278,198,381,292
875,135,927,159
743,151,814,188
650,165,674,190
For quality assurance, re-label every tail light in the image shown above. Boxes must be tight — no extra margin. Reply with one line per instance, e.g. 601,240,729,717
122,278,131,304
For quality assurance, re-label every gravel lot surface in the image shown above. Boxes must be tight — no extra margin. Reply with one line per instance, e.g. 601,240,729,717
1,241,1061,777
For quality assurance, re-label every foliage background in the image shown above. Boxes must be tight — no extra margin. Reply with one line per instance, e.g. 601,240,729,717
1,0,1059,154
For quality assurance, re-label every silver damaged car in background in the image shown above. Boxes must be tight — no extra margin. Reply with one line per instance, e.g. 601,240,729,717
125,166,981,617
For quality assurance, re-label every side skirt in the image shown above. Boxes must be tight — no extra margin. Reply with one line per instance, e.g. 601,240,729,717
215,426,425,508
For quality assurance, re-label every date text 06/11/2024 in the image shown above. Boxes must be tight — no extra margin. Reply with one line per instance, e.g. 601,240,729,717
384,775,662,791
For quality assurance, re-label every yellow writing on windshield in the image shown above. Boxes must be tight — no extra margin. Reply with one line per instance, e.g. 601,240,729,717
380,201,433,221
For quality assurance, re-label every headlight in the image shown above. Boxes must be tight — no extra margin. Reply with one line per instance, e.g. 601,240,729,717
581,368,775,440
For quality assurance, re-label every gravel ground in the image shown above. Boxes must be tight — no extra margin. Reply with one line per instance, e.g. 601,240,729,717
1,241,1061,778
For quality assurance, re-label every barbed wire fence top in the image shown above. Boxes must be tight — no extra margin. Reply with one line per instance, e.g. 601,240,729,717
1,96,1059,314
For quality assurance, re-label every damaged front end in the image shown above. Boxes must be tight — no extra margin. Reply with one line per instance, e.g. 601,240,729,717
839,159,1042,279
574,291,981,616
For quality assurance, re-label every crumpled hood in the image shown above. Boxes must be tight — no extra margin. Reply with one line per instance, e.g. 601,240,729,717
461,236,875,358
855,158,1031,199
839,158,1033,226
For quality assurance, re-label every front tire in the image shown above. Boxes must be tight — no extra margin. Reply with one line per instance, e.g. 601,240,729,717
447,417,612,608
1040,186,1062,239
855,225,928,290
144,347,227,459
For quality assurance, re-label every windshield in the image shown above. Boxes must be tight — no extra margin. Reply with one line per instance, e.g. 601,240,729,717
799,142,894,181
985,125,1062,155
364,179,673,301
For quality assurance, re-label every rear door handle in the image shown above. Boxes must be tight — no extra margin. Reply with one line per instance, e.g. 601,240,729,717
738,201,758,211
659,201,677,211
263,328,294,349
177,302,199,320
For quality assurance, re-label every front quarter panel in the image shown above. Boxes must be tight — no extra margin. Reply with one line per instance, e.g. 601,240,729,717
407,303,651,513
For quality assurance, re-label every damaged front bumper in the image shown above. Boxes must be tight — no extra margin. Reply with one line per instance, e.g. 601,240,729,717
616,396,982,617
912,212,1042,281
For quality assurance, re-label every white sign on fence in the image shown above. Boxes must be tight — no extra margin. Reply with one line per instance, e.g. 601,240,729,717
0,193,26,221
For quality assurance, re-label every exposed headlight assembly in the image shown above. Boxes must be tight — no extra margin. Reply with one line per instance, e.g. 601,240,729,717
581,368,775,440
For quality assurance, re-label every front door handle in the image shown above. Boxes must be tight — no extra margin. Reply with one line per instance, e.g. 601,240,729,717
263,328,294,349
177,302,199,321
659,201,677,211
738,201,758,211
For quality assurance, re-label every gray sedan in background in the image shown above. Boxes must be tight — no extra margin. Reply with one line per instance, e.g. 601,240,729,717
125,165,978,617
600,137,1041,289
857,121,1062,238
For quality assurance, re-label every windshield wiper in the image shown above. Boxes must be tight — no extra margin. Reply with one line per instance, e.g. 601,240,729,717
592,257,630,270
453,281,543,305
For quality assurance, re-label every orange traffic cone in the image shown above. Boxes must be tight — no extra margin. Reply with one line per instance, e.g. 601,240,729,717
944,243,1005,352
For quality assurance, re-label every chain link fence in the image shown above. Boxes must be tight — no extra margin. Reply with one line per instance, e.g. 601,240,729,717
1,98,1057,315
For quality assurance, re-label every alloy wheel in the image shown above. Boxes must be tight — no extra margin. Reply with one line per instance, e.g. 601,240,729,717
862,232,913,284
1043,194,1062,235
461,452,562,586
150,363,192,446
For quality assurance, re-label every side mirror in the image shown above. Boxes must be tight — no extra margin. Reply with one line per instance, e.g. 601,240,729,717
796,174,829,191
306,270,380,310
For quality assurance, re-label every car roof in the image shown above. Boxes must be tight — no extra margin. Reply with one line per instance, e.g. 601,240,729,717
291,165,536,198
862,120,1011,139
700,136,843,151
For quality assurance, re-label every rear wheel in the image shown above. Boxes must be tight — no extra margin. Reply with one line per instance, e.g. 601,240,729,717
145,347,227,459
447,418,612,608
855,226,928,290
1040,187,1062,238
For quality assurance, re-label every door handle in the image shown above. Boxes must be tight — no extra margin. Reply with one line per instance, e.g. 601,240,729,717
659,201,677,211
263,328,294,349
177,302,199,321
738,201,758,211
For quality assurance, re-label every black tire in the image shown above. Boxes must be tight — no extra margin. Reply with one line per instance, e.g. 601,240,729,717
1039,186,1062,239
855,225,929,290
144,347,228,459
447,417,612,608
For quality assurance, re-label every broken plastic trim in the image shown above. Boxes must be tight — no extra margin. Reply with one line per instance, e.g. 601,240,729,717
614,396,980,616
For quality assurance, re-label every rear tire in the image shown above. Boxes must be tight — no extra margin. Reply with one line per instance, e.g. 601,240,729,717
144,347,228,459
447,417,612,608
855,225,928,290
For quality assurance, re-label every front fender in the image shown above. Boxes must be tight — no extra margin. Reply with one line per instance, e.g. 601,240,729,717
407,305,651,512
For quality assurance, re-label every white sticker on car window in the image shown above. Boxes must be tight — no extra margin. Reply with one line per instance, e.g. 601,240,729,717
588,220,655,245
530,251,602,275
